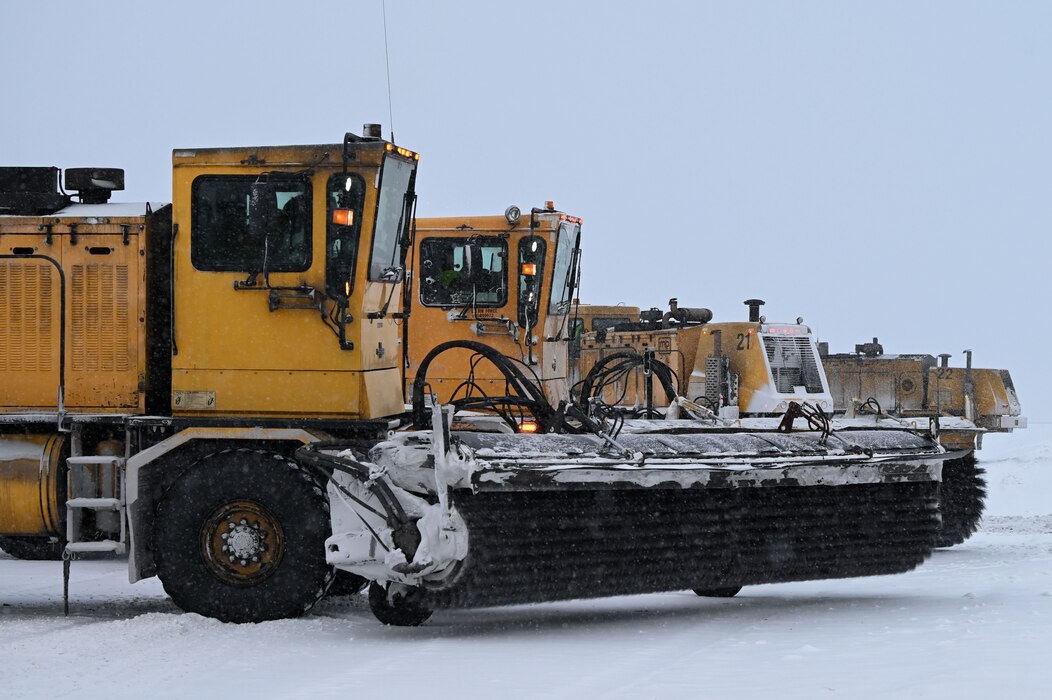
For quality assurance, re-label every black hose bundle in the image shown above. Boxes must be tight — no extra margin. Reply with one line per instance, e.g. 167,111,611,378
411,340,559,432
572,350,680,417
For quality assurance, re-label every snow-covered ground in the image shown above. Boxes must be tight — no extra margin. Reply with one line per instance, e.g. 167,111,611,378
3,426,1050,699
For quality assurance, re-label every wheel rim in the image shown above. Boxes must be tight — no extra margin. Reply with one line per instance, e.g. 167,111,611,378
200,500,285,586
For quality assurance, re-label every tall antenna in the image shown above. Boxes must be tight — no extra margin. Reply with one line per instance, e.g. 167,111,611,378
382,0,395,143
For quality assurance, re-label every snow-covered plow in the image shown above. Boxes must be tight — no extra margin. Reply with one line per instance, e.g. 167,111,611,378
299,409,947,625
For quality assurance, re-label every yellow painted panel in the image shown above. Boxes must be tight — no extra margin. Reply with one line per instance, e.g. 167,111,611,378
172,368,364,417
360,367,407,419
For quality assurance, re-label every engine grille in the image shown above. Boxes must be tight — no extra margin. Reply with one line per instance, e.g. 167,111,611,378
763,335,824,393
70,263,131,372
0,262,53,372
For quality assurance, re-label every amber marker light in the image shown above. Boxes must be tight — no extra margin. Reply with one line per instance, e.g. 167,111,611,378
332,209,354,226
519,421,540,433
520,263,537,276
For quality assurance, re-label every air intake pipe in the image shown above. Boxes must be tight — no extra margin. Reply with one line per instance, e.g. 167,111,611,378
661,298,713,328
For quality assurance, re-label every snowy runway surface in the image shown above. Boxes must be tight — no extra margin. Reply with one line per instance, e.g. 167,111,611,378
4,426,1051,699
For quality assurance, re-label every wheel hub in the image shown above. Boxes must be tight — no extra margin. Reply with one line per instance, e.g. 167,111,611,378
200,500,285,586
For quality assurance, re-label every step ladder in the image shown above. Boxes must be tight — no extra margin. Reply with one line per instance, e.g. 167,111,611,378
62,455,127,614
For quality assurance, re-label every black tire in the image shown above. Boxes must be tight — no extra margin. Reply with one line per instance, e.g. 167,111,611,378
693,586,742,598
0,535,64,561
935,453,987,548
153,449,335,623
368,581,433,626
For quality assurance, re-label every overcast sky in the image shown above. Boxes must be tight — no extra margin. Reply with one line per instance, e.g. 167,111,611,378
3,1,1049,421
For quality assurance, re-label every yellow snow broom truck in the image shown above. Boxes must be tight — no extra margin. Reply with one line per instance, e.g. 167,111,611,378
1,129,949,626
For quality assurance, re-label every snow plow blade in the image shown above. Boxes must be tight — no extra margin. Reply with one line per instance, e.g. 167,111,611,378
308,416,946,617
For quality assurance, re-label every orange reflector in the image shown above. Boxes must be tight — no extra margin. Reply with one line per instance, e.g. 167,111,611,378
521,263,537,276
332,209,354,226
519,421,539,433
345,281,351,297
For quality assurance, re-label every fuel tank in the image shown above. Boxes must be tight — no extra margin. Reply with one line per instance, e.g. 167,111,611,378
0,433,67,536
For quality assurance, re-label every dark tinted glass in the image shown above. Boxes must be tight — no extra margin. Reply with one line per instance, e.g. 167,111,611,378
191,176,311,272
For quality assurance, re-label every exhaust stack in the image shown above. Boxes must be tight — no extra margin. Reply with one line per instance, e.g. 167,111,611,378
745,299,765,323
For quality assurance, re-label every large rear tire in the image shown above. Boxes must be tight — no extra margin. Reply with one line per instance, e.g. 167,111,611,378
935,453,986,548
153,448,334,623
0,535,64,561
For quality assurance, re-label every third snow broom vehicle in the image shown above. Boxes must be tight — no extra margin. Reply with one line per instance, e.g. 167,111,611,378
571,298,835,418
1,131,948,626
821,339,1026,546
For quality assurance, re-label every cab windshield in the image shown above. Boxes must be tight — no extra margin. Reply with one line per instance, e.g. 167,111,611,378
548,221,580,314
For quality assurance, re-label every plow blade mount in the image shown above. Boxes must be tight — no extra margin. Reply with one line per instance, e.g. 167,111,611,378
326,424,946,611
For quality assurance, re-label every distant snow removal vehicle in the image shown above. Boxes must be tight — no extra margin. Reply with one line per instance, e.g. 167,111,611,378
821,338,1026,547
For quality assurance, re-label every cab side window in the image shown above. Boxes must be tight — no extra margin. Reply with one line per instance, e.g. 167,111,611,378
191,175,311,272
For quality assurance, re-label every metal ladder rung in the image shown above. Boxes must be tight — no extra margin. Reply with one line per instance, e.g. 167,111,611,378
67,456,125,467
63,450,129,614
65,540,126,554
66,497,122,511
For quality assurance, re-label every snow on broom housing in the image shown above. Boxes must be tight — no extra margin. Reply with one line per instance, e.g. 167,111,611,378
0,127,949,626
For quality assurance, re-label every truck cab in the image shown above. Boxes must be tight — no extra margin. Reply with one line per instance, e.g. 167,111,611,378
408,203,581,406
